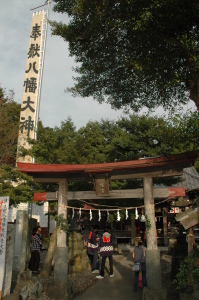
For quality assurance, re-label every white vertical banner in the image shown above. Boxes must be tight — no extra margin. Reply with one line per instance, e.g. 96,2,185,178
0,196,9,298
17,10,48,163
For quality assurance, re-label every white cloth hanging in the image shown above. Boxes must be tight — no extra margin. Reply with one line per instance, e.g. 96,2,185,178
98,210,101,221
135,208,139,220
72,208,75,219
126,208,128,220
117,210,121,221
89,209,92,221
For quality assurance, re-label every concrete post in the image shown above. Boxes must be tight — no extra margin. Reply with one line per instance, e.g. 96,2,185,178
54,179,68,285
143,177,157,250
143,177,167,299
12,210,28,285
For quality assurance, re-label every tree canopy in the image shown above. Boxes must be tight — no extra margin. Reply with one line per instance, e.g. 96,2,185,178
0,87,20,165
51,0,199,111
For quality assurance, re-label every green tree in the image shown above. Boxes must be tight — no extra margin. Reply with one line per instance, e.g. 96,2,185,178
51,0,199,111
74,120,111,164
0,87,20,165
29,117,78,164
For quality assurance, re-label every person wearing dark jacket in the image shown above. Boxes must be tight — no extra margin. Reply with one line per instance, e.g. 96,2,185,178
30,226,42,274
87,225,100,273
96,228,114,279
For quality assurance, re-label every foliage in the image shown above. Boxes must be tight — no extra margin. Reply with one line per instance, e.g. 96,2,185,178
42,234,51,249
28,117,77,164
107,214,115,224
144,215,151,234
51,0,199,111
31,112,199,166
0,164,40,206
0,87,20,165
174,247,199,290
54,213,70,232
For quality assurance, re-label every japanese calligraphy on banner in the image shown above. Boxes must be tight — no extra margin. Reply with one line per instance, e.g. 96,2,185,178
17,11,47,162
0,196,9,298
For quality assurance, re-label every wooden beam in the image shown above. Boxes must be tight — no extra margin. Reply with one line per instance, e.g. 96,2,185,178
32,169,183,182
110,169,183,180
34,187,185,201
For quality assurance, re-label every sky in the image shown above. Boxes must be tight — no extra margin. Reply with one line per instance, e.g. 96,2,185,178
0,1,196,130
0,1,126,130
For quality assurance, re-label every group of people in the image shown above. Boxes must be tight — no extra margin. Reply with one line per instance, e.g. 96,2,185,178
87,225,114,279
28,223,147,289
86,225,147,290
28,225,42,274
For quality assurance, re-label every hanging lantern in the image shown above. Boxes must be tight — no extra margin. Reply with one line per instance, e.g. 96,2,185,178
117,210,121,221
107,210,109,221
126,208,128,220
72,208,75,219
135,208,139,220
98,210,101,221
89,209,92,221
79,207,81,219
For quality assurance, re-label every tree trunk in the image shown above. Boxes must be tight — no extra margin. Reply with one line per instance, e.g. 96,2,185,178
40,228,57,277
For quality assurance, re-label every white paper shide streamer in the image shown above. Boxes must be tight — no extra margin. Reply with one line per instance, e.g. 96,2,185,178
98,210,101,221
89,209,92,221
135,208,139,220
72,208,75,219
125,208,128,220
117,210,121,221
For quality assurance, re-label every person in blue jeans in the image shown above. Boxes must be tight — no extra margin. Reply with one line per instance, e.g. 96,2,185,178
96,228,114,279
133,240,147,291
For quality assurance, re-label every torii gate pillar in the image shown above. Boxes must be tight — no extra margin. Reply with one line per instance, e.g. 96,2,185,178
54,179,68,282
143,177,167,299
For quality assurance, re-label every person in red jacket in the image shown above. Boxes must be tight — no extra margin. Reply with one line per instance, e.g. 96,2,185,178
96,228,114,279
87,225,100,273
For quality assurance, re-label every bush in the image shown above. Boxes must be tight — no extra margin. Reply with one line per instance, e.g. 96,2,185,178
174,246,199,290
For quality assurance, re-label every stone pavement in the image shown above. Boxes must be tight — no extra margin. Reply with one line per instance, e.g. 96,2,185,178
73,251,142,300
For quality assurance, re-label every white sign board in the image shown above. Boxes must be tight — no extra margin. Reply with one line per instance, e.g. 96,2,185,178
170,207,180,214
0,196,9,297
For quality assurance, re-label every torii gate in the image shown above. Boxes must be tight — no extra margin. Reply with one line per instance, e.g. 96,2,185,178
17,150,199,298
